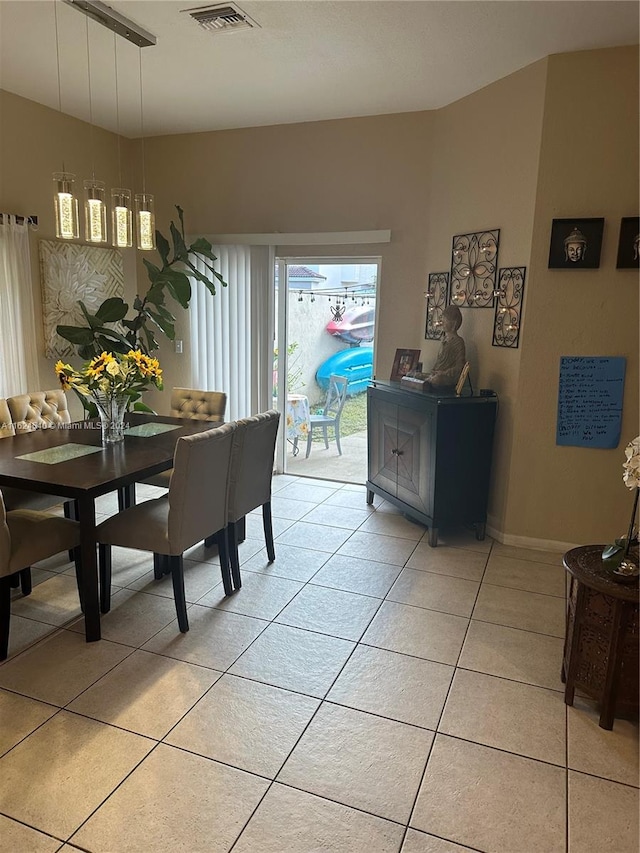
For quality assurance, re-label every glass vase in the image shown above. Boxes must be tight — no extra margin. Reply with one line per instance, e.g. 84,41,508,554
93,393,128,444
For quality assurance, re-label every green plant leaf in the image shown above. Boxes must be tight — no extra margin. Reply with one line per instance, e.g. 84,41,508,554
145,285,166,307
176,205,185,236
143,258,161,283
56,325,96,345
185,262,217,294
145,308,175,340
143,325,158,353
156,230,170,267
93,325,134,350
189,237,217,261
164,269,192,308
133,401,156,414
79,301,102,330
95,297,129,323
170,221,188,261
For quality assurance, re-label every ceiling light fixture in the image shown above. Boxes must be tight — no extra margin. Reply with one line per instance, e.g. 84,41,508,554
52,1,79,240
135,46,155,251
83,13,107,243
111,33,132,248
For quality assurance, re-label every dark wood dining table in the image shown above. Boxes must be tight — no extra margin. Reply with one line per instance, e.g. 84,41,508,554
0,413,216,643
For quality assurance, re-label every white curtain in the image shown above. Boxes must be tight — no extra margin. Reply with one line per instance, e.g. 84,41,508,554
189,244,274,421
0,215,39,397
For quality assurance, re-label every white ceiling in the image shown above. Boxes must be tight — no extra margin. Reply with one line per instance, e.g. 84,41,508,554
0,0,638,138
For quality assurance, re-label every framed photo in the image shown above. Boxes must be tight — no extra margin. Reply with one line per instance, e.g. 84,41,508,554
548,217,604,269
390,348,420,382
616,217,640,269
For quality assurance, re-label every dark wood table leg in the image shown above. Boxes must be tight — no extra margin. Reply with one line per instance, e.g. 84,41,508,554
118,484,136,510
76,495,101,642
599,603,626,730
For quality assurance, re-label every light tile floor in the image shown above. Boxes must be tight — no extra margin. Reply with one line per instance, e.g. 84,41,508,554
0,475,638,853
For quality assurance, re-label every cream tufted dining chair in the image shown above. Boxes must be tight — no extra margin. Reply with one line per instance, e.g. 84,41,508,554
223,410,280,590
97,423,237,631
6,389,71,433
0,492,81,660
142,387,227,490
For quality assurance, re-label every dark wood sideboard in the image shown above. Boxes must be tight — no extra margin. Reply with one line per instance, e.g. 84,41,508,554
366,381,497,546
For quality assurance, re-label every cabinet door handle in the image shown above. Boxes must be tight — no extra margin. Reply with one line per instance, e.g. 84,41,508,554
391,448,404,456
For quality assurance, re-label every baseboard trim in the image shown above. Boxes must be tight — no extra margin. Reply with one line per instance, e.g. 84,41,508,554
485,523,579,554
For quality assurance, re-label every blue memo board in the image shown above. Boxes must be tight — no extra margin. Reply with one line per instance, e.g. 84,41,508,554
556,356,626,449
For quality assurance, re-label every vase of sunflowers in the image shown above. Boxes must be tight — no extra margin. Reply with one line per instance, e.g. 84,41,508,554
55,350,163,444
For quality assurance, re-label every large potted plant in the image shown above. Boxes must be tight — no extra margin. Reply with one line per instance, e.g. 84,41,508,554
56,206,225,415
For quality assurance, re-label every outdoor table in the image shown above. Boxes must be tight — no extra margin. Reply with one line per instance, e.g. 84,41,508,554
286,394,310,456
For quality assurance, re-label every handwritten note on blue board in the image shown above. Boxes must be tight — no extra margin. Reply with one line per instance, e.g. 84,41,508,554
556,356,626,448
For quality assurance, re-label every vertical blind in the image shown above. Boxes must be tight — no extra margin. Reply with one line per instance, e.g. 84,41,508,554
0,215,39,397
189,244,274,421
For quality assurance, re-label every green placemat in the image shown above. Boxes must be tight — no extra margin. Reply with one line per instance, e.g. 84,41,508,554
124,422,181,437
17,443,102,464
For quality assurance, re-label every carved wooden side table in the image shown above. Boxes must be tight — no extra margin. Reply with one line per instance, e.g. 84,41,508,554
562,544,639,730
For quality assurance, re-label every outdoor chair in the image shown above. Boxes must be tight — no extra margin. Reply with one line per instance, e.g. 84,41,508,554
306,374,348,458
96,423,237,631
220,410,280,590
0,491,82,660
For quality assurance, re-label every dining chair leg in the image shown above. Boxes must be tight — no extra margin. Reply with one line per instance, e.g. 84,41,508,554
9,573,19,589
0,576,11,660
262,501,276,563
335,423,342,456
19,568,32,596
98,544,112,613
228,522,241,591
153,553,164,580
306,429,313,459
323,425,329,450
169,555,189,633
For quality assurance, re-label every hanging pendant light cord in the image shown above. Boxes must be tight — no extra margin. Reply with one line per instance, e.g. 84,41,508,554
113,33,122,186
139,47,146,195
54,0,64,171
85,15,95,181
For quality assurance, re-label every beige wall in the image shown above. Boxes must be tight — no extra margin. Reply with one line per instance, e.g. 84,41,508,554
421,59,548,537
1,44,637,548
508,46,639,545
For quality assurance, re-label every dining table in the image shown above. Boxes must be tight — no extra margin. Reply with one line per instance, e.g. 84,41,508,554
0,413,216,643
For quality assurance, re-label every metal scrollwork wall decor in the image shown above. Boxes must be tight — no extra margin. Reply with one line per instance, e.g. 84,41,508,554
424,271,449,339
492,266,526,348
450,229,500,307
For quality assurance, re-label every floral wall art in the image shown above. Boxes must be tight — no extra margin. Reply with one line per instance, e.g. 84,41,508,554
39,240,124,359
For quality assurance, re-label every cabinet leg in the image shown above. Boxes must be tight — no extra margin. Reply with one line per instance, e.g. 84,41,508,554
475,523,486,541
428,527,438,547
366,489,374,505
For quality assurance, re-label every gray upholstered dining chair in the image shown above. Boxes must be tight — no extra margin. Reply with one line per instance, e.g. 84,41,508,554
96,422,237,632
0,492,81,660
223,410,280,591
306,374,348,458
142,387,227,489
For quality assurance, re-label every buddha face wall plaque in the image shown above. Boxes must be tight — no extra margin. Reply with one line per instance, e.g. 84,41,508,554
548,217,604,269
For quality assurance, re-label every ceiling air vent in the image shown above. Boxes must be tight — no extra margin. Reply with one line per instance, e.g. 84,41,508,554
183,3,259,33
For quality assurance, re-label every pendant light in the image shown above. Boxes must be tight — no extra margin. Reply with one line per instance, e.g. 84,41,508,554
83,14,107,244
52,1,79,240
111,34,132,248
135,46,155,251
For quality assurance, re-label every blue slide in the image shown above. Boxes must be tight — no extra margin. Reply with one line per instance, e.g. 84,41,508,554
316,346,374,396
